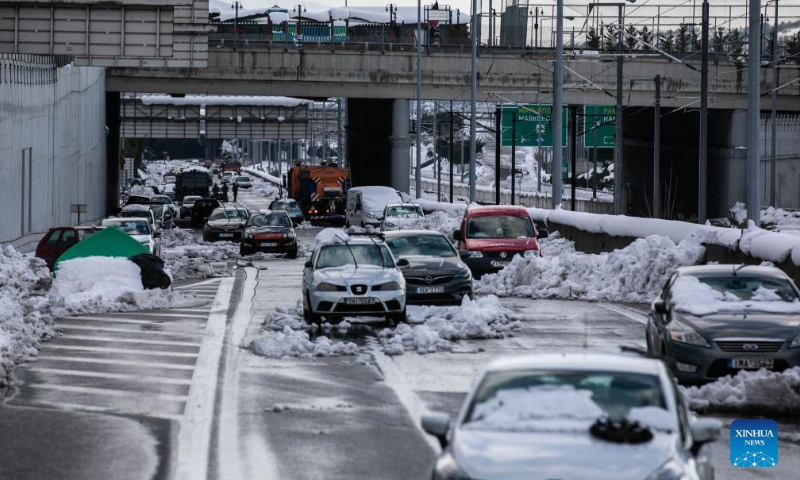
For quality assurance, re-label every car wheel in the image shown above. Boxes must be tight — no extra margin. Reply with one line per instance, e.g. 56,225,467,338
286,248,298,259
387,308,406,325
303,293,321,325
240,245,253,256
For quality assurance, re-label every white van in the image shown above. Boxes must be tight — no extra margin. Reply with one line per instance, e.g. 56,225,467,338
346,186,404,228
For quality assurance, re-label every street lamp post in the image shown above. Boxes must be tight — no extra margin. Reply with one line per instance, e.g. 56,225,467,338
231,1,243,48
415,0,423,198
468,0,478,203
747,0,761,224
385,4,398,44
770,0,779,207
293,5,306,44
698,0,709,223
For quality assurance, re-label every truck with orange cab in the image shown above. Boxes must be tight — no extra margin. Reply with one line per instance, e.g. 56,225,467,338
285,163,350,226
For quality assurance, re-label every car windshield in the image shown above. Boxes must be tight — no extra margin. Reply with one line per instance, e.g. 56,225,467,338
467,215,534,239
248,213,291,227
104,221,150,236
152,197,171,204
120,210,151,221
385,235,456,258
386,205,422,217
272,201,301,212
236,177,251,183
670,274,800,315
464,370,668,433
209,209,247,221
694,276,799,302
195,200,219,209
183,196,201,204
316,244,394,269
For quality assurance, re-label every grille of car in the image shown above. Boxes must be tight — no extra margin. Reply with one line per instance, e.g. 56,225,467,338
715,341,784,353
405,275,454,286
350,284,368,295
483,251,522,259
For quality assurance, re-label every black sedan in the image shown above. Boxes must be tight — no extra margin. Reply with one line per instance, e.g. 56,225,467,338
647,264,800,385
191,198,223,227
240,211,298,257
383,230,472,306
202,205,250,242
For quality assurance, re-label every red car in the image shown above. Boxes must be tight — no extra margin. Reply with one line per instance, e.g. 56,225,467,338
35,226,102,270
453,205,548,278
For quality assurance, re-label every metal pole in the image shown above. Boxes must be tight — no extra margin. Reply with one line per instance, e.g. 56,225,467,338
592,121,598,199
323,102,328,160
537,136,542,192
747,0,761,224
468,0,478,203
698,0,709,223
489,0,493,47
449,102,454,203
654,75,661,219
614,3,624,215
552,0,564,209
337,98,343,165
435,102,440,201
570,106,577,211
770,0,779,207
495,106,501,204
511,112,516,205
415,0,423,198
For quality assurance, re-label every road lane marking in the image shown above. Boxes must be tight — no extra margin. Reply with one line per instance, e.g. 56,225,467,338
27,368,193,385
101,312,210,319
174,279,222,290
17,400,183,421
63,315,206,325
58,334,202,347
30,384,188,402
600,304,649,325
43,345,198,357
35,356,195,370
57,325,205,337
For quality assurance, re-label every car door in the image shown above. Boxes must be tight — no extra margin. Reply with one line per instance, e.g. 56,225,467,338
37,229,63,269
649,273,677,356
302,251,316,296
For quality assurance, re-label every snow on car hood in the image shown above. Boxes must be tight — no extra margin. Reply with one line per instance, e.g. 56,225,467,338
674,311,800,340
464,237,540,252
131,234,153,244
313,264,401,285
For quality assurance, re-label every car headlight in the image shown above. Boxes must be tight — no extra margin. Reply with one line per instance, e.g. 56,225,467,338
316,282,346,292
373,281,402,291
453,269,472,280
790,332,800,349
243,231,253,239
283,232,295,239
643,458,688,480
466,251,483,258
433,453,470,480
668,322,710,348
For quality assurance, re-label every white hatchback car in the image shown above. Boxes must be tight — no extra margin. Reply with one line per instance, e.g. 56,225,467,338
422,352,721,480
380,203,425,231
302,230,408,323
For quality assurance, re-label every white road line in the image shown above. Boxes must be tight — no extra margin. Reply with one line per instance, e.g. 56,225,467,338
101,312,209,319
600,304,649,325
174,279,222,290
176,276,236,480
17,400,182,421
62,316,205,325
57,325,205,337
30,384,188,402
35,356,195,370
58,334,202,347
43,345,198,358
170,309,213,314
27,368,193,385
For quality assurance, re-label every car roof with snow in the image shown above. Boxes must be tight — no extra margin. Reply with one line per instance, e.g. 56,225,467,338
466,205,531,217
484,353,665,376
382,230,446,238
675,264,790,279
121,204,153,213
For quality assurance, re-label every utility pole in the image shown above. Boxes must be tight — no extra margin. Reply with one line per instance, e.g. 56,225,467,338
552,0,564,209
468,0,478,203
415,0,423,198
511,113,517,205
449,101,454,203
495,106,501,205
570,106,577,211
337,98,343,166
747,0,761,225
434,101,440,201
231,1,242,49
698,0,709,223
770,0,779,207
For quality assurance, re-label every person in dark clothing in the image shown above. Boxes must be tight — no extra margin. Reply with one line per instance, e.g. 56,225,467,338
221,183,229,202
212,184,220,199
232,182,239,202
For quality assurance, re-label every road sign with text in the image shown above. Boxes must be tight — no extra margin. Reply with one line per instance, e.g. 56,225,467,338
583,105,616,148
500,104,567,148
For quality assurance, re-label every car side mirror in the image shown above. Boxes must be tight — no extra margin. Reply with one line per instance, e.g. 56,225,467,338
690,418,721,455
304,260,313,269
653,299,669,314
421,412,450,449
537,229,549,239
396,258,409,267
453,230,464,241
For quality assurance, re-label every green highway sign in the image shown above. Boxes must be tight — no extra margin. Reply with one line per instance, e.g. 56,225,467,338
500,104,567,148
583,105,616,149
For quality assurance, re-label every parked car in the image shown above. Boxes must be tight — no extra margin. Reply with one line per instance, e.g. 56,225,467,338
180,195,203,218
150,195,177,215
149,204,174,230
383,230,472,305
453,205,548,278
422,352,721,480
647,264,800,384
234,175,253,189
302,233,408,323
35,226,102,270
268,198,305,226
119,204,158,231
191,198,223,227
203,205,250,242
240,211,298,257
345,186,404,228
124,194,152,207
380,203,425,231
101,218,161,257
221,171,235,184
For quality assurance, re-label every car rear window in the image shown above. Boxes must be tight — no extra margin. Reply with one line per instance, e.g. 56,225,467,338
467,215,534,239
385,235,456,258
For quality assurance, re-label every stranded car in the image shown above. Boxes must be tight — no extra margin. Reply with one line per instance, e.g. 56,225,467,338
346,186,404,228
35,226,102,270
454,205,547,278
203,205,250,242
422,353,721,480
119,204,158,231
180,195,203,218
240,211,298,257
380,203,425,231
101,218,161,257
191,198,223,227
383,230,472,305
647,265,800,384
268,198,305,226
234,175,253,189
302,231,408,323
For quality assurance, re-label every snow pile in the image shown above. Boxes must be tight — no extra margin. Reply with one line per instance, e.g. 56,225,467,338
387,210,462,236
0,247,56,385
380,295,521,355
476,234,705,303
762,206,800,231
250,326,358,359
161,242,240,279
129,185,155,198
262,301,307,330
682,368,800,414
50,256,202,316
739,223,800,264
670,276,800,316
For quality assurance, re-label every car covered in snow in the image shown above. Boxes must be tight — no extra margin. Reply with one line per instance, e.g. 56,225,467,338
150,194,177,215
190,198,223,227
346,186,404,228
422,352,721,480
380,203,424,231
221,171,235,184
453,205,547,278
268,198,305,226
35,226,103,270
383,230,472,305
647,264,800,384
302,230,408,323
119,204,158,231
101,217,161,257
124,194,152,207
202,204,250,242
240,211,298,257
234,175,253,189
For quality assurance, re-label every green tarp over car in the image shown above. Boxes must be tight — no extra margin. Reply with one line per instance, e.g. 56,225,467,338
54,226,149,271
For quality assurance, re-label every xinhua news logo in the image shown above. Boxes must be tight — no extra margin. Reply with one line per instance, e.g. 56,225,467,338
730,419,778,468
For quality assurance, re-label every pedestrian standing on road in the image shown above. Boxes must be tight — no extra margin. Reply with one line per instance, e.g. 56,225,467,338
232,182,239,202
212,183,219,199
222,183,229,202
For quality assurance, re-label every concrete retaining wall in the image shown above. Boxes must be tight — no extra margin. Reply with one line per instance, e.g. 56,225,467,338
0,56,107,253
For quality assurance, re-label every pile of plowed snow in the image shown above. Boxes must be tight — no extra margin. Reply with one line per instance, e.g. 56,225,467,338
682,367,800,415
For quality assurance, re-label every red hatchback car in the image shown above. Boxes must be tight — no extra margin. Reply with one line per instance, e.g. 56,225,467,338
453,205,548,277
35,226,102,270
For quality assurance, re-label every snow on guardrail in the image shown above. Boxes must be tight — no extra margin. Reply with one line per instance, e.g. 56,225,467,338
241,167,282,186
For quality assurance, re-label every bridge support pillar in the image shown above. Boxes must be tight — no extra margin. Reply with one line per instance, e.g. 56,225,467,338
390,99,410,193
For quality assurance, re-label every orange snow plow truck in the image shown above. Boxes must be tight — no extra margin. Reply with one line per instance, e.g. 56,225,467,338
286,164,350,226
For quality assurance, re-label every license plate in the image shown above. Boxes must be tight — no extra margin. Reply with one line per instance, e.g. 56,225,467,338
490,260,511,268
219,233,234,238
415,286,445,294
259,242,278,247
728,358,774,370
343,297,378,305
